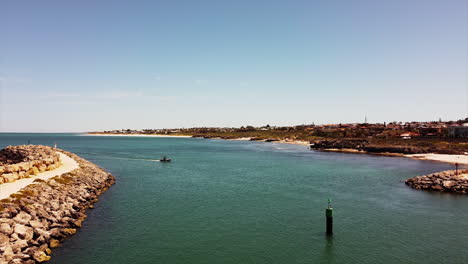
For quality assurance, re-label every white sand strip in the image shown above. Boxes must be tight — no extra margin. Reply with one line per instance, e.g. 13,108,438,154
0,152,79,200
83,133,192,138
406,154,468,165
278,140,310,146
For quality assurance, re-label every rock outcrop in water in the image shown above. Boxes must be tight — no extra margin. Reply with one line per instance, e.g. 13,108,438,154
0,146,115,263
405,169,468,193
0,145,62,184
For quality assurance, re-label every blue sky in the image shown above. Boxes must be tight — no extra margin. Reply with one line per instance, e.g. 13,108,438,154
1,0,467,132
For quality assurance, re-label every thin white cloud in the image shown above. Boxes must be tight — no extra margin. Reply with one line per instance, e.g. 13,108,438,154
51,101,95,105
105,91,144,99
43,90,177,106
44,90,145,100
194,79,209,85
42,92,81,98
239,81,249,87
0,77,32,86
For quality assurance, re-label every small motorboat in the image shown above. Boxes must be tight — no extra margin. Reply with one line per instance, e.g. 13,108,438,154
160,156,172,162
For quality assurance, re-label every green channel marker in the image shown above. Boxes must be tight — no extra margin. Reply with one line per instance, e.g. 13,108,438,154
326,198,333,235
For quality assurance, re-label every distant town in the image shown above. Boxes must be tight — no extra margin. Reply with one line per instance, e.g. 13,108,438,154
91,118,468,155
96,118,468,139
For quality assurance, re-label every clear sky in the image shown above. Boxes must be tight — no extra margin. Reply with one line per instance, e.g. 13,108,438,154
1,0,467,132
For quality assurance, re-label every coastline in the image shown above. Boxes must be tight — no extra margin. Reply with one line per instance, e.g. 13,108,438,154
309,147,468,165
84,133,192,138
220,137,310,146
85,133,467,165
406,153,468,165
85,133,309,145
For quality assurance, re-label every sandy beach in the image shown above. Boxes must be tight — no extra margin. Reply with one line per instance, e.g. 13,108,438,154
216,137,310,145
85,133,192,138
89,133,311,146
225,137,310,145
406,153,468,165
317,149,468,165
86,133,468,165
229,137,253,141
278,140,310,146
0,152,79,199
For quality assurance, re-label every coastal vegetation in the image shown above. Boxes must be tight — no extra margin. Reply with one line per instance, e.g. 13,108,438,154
91,118,468,154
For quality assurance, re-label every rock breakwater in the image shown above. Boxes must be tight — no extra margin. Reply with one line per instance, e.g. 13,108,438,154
405,169,468,193
0,146,61,184
0,146,115,263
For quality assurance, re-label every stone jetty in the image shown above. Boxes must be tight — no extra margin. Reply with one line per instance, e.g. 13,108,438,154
0,146,62,184
0,145,115,263
405,169,468,193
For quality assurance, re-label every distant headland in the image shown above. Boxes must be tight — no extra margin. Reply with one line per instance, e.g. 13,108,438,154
89,118,468,159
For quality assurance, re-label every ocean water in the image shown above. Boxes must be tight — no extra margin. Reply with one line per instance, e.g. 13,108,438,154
0,133,467,264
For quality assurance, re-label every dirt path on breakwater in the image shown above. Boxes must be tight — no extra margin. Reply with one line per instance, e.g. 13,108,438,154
0,152,79,200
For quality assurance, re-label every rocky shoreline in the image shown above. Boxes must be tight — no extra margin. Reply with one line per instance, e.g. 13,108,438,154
309,139,433,154
0,146,115,263
0,146,62,184
405,169,468,194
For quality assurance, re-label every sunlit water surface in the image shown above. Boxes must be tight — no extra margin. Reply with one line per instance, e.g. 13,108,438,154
0,134,466,264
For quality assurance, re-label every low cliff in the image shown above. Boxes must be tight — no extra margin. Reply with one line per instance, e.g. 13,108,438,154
310,139,431,154
310,139,369,150
0,146,115,263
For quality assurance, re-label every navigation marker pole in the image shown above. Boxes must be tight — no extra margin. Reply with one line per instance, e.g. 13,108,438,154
326,198,333,236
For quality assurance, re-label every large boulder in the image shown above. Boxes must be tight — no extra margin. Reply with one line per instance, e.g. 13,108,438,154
443,180,456,189
0,233,9,246
13,224,33,241
11,239,28,253
0,223,12,235
13,212,32,225
2,173,18,183
49,239,60,248
0,244,15,261
33,249,51,262
29,220,44,229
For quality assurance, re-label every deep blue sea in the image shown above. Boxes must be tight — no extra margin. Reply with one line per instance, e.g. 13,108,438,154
0,133,467,264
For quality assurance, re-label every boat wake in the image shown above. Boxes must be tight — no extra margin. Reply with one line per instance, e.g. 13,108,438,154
85,154,164,162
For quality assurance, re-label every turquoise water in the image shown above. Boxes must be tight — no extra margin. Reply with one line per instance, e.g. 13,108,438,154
1,133,467,264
